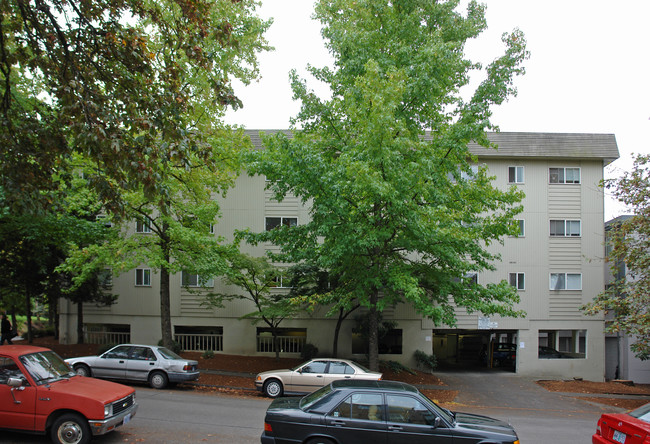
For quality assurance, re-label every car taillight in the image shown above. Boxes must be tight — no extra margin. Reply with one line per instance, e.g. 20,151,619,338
183,365,192,371
264,422,273,433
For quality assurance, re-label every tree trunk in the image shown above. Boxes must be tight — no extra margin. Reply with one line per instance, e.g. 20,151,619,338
25,289,33,344
160,266,173,349
272,329,280,360
333,310,343,358
76,301,84,344
368,291,379,372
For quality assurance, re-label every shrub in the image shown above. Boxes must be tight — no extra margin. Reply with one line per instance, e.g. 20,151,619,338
300,343,319,360
413,350,437,373
98,343,118,355
202,350,215,359
158,339,183,354
380,360,416,375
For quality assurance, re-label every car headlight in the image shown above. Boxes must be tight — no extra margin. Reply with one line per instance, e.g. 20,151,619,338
104,403,113,419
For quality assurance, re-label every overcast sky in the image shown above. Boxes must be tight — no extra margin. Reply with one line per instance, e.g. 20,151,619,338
225,0,650,220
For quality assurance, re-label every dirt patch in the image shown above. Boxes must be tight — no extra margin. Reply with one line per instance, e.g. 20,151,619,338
537,379,650,395
579,397,648,411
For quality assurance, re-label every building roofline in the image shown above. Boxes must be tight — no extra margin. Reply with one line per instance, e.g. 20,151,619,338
243,130,620,164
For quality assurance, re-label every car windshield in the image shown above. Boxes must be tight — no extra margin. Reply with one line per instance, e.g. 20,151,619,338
291,361,309,371
157,347,182,360
299,384,333,410
420,392,455,424
629,403,650,423
20,351,75,385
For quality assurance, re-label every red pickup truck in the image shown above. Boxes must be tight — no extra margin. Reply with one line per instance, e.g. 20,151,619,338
0,344,138,444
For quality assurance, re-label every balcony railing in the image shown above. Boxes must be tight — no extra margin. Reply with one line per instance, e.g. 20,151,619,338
175,333,223,352
257,335,305,353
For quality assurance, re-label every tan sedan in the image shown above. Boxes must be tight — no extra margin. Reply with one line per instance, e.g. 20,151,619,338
255,358,382,398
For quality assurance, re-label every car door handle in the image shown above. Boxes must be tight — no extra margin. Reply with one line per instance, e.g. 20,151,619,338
316,375,323,378
344,376,351,379
150,362,154,365
119,360,125,364
331,420,346,427
388,425,403,431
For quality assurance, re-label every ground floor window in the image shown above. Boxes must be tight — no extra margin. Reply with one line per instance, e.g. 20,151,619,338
256,328,306,353
174,326,223,352
352,329,403,355
538,330,586,359
84,324,131,345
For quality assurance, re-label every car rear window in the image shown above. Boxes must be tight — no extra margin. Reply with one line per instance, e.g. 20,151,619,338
629,403,650,423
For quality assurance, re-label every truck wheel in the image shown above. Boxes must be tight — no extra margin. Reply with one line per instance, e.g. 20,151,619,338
263,379,283,398
51,413,91,444
149,371,168,389
73,364,91,377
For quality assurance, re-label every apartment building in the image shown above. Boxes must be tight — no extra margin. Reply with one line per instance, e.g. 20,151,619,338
58,131,619,380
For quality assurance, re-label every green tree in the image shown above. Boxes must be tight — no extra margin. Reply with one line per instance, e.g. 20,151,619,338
1,0,269,213
204,253,302,359
62,145,241,349
583,154,650,360
287,263,358,358
245,0,528,370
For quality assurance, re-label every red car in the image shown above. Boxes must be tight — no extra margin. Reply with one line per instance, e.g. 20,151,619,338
0,345,137,444
593,402,650,444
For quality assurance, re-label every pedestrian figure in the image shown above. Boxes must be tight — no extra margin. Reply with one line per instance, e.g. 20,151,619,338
1,314,13,345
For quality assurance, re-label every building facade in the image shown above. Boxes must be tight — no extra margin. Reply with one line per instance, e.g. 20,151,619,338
59,131,619,381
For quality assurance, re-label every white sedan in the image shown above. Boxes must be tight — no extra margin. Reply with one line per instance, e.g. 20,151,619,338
66,344,199,389
255,358,382,398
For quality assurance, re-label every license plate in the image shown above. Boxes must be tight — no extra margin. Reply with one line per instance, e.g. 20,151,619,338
123,413,131,425
613,430,626,443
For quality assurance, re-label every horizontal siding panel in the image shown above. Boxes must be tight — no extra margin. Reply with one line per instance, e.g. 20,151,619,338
548,238,582,266
549,293,582,318
548,187,581,217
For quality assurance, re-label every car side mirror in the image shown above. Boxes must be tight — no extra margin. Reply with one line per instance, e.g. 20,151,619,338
8,377,25,388
432,416,441,429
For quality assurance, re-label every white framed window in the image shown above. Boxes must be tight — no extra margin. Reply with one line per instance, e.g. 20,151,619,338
460,164,480,181
513,219,525,237
550,220,581,237
135,268,151,286
96,215,113,227
549,273,582,290
181,272,214,288
509,272,525,290
549,167,580,184
270,274,292,288
265,217,298,231
508,166,524,184
136,218,152,233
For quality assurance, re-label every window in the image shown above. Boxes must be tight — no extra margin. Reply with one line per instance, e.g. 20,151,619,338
550,220,581,237
508,166,524,184
270,274,292,288
136,218,152,233
135,268,151,286
329,393,384,422
328,361,355,375
96,215,113,227
181,272,214,288
265,217,298,231
98,269,113,288
509,273,525,290
549,273,582,290
386,395,437,425
461,164,479,181
539,330,586,359
301,360,328,373
352,329,402,354
513,219,525,237
549,167,580,184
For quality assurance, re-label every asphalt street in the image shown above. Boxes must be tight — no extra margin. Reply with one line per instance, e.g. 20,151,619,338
3,371,647,443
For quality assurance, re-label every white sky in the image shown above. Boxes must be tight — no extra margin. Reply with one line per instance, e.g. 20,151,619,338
225,0,650,220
